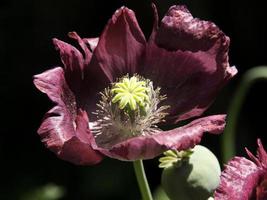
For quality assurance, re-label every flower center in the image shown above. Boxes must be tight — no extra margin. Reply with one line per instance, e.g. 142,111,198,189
92,75,169,148
111,77,149,111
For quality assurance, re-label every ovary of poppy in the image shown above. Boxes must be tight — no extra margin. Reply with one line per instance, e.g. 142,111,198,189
33,4,237,165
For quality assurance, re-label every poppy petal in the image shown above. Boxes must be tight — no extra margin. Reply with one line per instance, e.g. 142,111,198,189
144,5,237,123
90,6,146,82
96,115,225,161
214,157,261,200
53,33,110,114
34,67,103,165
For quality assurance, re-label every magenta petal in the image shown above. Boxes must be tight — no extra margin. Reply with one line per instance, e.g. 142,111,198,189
144,5,237,123
214,157,261,200
33,68,103,165
90,6,146,81
246,139,267,169
95,115,225,161
215,139,267,199
256,139,267,168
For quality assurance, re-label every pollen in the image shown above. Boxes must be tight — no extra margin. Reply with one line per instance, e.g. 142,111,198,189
111,76,150,111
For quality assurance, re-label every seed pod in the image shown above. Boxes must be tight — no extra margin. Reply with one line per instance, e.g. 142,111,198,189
161,145,221,200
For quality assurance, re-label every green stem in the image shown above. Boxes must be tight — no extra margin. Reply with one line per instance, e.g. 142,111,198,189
133,160,153,200
221,66,267,163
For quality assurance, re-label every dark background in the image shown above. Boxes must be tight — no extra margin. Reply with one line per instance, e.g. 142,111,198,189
1,0,267,199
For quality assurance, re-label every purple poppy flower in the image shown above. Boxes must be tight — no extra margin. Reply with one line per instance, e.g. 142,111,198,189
33,4,237,165
214,139,267,200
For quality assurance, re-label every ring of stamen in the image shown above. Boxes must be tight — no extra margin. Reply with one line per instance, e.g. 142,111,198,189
92,75,169,148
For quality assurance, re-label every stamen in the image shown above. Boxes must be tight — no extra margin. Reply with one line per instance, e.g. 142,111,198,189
92,75,169,148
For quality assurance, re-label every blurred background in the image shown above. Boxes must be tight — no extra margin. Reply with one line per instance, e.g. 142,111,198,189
1,0,267,199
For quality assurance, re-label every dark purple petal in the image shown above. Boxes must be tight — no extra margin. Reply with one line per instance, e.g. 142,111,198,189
155,5,223,51
149,3,159,41
95,115,225,161
89,6,146,82
59,110,104,165
53,33,109,114
68,31,92,64
143,5,237,123
214,157,261,200
34,68,103,165
53,35,88,86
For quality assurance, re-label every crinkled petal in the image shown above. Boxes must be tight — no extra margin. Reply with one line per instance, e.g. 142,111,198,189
246,139,267,169
90,6,146,82
95,115,225,161
256,139,267,168
33,67,103,165
143,5,237,123
214,157,262,200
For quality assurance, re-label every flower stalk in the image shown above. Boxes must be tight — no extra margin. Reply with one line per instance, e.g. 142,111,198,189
133,160,153,200
222,66,267,163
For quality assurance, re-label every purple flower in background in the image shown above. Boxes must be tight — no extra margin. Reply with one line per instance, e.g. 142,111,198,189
33,5,237,165
215,139,267,200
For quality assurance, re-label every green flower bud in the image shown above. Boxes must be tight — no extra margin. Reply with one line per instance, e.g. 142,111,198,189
161,145,221,200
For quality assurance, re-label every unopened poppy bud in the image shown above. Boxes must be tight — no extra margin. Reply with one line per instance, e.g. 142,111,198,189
160,145,221,200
